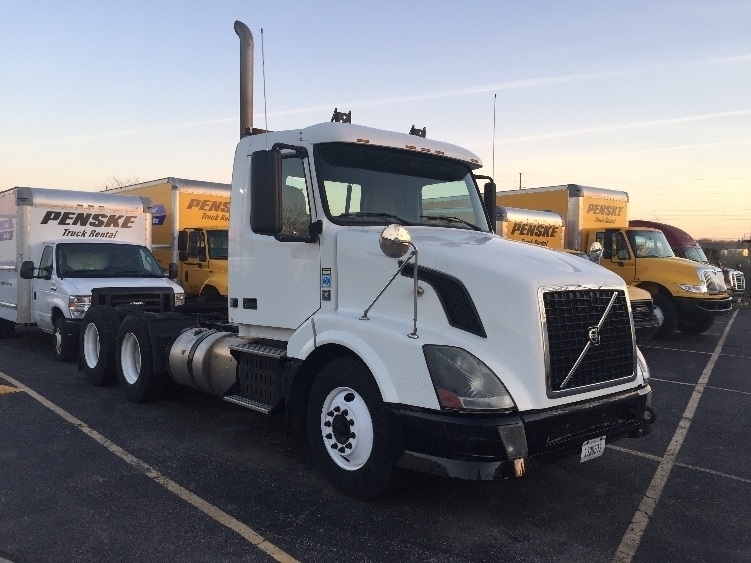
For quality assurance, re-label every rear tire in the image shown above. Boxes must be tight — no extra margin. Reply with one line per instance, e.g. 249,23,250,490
80,306,121,386
116,313,167,403
199,286,224,304
652,294,677,340
53,317,78,362
306,355,401,500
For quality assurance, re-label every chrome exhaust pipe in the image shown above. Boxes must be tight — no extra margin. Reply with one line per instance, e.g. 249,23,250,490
234,20,254,138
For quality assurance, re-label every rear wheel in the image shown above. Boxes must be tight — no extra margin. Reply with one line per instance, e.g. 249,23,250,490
677,315,715,334
53,317,78,362
80,306,121,386
307,355,401,500
116,313,167,403
199,286,224,304
652,294,677,340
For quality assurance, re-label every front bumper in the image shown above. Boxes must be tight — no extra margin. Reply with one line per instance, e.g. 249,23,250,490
393,386,653,480
675,295,732,319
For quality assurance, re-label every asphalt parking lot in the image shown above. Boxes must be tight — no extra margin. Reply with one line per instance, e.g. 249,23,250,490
1,309,750,563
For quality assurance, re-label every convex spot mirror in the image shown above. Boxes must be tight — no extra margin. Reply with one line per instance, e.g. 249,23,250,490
380,224,411,258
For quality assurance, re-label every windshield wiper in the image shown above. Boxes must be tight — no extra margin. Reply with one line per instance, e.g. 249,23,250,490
419,215,481,231
110,270,164,278
339,212,413,225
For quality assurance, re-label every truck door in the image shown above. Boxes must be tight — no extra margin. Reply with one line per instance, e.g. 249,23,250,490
31,245,56,331
596,230,636,285
182,229,211,295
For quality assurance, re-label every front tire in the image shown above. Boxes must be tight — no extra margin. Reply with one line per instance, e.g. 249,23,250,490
307,356,401,500
80,306,121,386
116,313,167,403
53,317,78,362
652,293,677,340
677,315,715,334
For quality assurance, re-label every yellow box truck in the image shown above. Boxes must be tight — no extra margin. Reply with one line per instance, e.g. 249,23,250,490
103,178,230,302
496,206,565,249
497,184,732,338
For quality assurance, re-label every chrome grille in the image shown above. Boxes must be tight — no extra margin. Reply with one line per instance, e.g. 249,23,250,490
543,289,634,395
730,271,745,292
630,299,654,325
702,269,727,294
91,287,174,313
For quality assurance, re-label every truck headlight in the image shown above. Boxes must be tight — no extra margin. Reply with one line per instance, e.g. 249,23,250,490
68,296,91,319
423,345,516,411
636,346,650,381
174,293,185,306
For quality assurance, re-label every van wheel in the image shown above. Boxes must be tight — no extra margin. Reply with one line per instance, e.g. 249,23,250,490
652,294,677,339
199,286,224,304
0,318,15,339
53,318,78,362
307,356,400,500
677,315,715,334
116,313,167,403
80,306,120,386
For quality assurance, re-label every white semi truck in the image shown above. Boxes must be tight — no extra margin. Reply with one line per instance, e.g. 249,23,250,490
77,21,655,499
0,187,185,361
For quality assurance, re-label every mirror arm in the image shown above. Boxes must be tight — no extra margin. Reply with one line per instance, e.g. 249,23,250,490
360,247,416,322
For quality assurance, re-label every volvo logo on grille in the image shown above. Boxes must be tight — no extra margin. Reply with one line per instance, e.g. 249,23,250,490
588,326,601,346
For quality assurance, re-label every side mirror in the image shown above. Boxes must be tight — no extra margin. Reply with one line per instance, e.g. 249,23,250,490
483,182,496,233
19,261,35,279
168,263,179,279
588,241,604,264
178,251,188,262
177,231,188,252
250,149,283,235
379,224,412,258
602,232,613,260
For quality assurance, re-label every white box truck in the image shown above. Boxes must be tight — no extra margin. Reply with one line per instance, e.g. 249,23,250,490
77,22,656,499
103,178,231,301
0,187,185,361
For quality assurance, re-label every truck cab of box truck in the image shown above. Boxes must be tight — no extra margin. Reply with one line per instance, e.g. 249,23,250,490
496,184,732,338
177,227,228,301
630,219,746,301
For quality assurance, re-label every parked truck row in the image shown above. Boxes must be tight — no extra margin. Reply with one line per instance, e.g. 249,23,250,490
9,21,655,500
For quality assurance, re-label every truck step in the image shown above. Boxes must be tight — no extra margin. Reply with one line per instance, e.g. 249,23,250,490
229,341,286,359
223,395,274,415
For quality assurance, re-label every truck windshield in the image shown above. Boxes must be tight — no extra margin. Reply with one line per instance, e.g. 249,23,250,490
56,243,164,278
315,143,488,231
626,230,676,259
207,230,228,259
683,246,708,263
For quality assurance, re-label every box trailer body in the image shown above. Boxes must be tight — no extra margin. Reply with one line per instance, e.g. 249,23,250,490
495,206,565,249
630,219,746,301
497,184,732,338
0,187,184,358
77,22,656,500
103,178,230,301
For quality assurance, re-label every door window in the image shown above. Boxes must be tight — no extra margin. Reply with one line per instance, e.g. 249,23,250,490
39,245,53,277
280,156,312,238
188,231,206,261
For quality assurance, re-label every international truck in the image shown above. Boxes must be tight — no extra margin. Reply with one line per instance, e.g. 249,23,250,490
0,187,185,361
103,178,231,302
497,184,732,338
629,220,746,301
76,21,655,499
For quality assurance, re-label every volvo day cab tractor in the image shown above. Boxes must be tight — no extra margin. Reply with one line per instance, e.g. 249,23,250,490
77,22,656,499
630,220,746,301
0,187,184,360
103,178,231,302
496,184,732,338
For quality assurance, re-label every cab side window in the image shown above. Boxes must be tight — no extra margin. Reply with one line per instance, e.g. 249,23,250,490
596,232,631,260
280,156,311,238
188,231,206,261
40,245,53,277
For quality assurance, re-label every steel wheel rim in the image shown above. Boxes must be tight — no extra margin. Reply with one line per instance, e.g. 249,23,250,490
120,333,141,385
54,326,62,355
320,386,374,470
83,323,100,368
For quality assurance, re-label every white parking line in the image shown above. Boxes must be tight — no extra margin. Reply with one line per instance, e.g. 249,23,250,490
0,371,298,563
650,378,751,396
611,310,738,563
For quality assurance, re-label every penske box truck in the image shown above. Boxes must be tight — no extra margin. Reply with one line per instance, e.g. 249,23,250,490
495,206,564,249
497,184,732,338
0,187,185,360
103,178,230,301
73,22,656,499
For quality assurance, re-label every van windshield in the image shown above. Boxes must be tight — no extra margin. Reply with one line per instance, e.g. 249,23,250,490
315,143,489,231
626,230,676,258
56,243,164,278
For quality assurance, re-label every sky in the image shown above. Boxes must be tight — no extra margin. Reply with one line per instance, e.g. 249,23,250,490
1,1,749,240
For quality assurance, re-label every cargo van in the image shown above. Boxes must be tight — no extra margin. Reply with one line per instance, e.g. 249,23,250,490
0,187,185,360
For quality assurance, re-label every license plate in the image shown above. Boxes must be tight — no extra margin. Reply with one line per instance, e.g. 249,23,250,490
580,436,606,462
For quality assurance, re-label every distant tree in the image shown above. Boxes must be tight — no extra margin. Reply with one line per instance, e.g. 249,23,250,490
101,176,140,191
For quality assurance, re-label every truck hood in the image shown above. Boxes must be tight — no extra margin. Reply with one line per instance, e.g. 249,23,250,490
59,277,184,296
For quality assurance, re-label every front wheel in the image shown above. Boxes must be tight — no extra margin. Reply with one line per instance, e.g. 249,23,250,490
652,294,677,340
307,356,401,500
677,315,715,334
53,318,78,362
80,306,121,386
116,313,167,403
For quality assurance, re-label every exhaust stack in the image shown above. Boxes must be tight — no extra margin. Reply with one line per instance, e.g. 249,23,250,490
234,21,254,138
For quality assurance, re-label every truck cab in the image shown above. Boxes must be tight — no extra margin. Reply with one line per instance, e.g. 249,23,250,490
177,227,229,301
